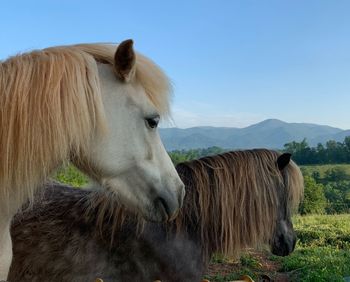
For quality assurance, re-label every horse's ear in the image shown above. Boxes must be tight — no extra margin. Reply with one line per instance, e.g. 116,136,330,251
277,153,292,170
114,39,136,82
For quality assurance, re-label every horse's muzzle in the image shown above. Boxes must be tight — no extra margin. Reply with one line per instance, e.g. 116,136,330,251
151,183,185,222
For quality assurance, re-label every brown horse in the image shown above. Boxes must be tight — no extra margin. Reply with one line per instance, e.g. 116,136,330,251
9,149,303,282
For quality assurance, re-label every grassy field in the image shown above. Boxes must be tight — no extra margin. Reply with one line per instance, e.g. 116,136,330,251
282,214,350,282
54,165,88,187
301,163,350,177
206,214,350,282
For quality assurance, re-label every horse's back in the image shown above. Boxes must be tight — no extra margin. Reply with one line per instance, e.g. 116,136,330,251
9,182,203,282
9,183,116,282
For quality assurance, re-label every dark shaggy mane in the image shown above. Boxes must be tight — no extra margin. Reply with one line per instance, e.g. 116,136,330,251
174,149,303,258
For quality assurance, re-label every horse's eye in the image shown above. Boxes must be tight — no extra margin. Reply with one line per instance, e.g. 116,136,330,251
145,116,160,129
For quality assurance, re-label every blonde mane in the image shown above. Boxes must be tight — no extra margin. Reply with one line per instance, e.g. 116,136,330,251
0,43,171,210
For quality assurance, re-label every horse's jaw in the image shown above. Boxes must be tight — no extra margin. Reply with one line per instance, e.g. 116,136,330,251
100,169,184,222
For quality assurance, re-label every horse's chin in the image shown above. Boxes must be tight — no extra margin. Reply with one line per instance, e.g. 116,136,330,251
271,245,292,257
141,207,169,222
102,178,182,223
138,199,180,223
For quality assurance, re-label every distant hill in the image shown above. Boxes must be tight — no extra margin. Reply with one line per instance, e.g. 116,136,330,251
160,119,348,150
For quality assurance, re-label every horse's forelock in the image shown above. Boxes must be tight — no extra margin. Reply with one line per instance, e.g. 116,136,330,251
284,159,304,213
71,43,172,117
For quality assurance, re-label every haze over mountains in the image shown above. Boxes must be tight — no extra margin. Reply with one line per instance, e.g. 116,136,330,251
160,119,350,151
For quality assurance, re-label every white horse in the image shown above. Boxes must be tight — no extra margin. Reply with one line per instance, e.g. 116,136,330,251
0,40,185,280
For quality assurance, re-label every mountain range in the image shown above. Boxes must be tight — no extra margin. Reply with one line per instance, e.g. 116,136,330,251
160,119,350,151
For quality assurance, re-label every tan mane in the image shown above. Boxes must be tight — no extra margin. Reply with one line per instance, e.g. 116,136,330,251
0,43,171,210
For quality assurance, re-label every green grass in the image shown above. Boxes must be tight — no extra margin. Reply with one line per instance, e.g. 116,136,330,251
206,214,350,282
301,164,350,178
281,246,350,282
294,214,350,249
53,165,88,187
276,214,350,282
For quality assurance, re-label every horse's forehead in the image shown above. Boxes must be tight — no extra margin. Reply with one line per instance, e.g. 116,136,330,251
97,63,118,88
97,64,154,106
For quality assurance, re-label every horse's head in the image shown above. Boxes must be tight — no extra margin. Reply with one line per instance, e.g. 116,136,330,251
270,153,297,256
75,40,184,222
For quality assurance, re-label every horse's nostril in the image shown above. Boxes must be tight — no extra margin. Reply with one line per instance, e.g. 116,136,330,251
158,197,170,216
154,191,180,222
154,196,171,221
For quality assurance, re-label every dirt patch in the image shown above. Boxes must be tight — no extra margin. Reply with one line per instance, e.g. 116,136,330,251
206,250,290,282
207,260,242,277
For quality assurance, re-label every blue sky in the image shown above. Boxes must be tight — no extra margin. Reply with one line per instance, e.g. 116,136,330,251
1,0,349,129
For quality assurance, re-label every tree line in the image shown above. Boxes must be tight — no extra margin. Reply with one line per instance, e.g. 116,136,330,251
300,166,350,214
168,136,350,166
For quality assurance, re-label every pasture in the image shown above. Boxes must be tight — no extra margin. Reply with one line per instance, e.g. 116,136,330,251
205,214,350,282
301,164,350,178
